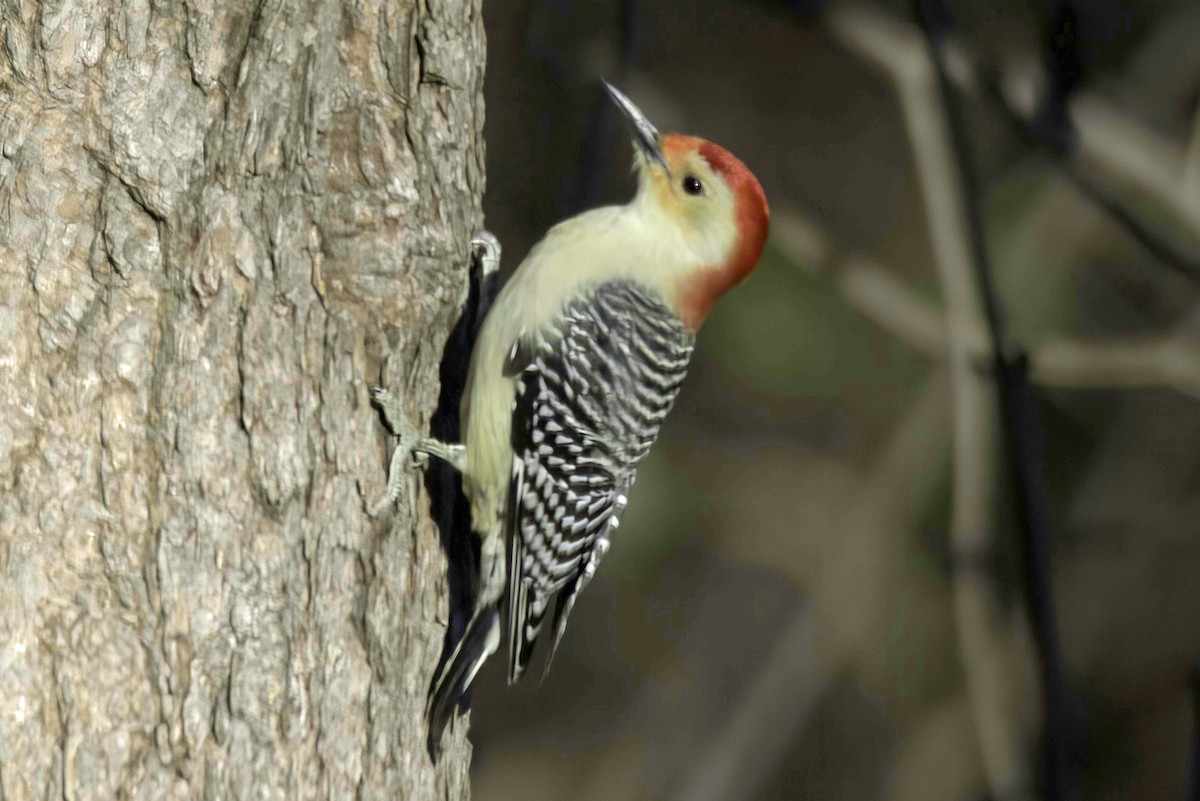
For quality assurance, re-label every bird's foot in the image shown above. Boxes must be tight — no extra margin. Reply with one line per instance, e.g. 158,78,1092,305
369,386,466,515
470,230,502,277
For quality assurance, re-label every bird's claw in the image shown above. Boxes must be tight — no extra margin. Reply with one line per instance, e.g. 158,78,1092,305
371,385,416,439
471,231,502,277
370,384,427,514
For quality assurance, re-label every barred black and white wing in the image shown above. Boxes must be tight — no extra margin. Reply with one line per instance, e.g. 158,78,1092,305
505,280,695,683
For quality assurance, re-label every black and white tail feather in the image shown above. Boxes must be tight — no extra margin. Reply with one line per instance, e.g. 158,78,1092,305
425,603,500,758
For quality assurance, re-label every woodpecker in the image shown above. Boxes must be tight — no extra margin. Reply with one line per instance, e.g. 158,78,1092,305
373,82,769,757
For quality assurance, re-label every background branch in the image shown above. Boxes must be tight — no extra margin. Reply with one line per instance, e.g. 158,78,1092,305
827,5,1039,798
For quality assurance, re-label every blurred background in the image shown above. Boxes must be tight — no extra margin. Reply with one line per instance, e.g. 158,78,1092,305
463,1,1200,799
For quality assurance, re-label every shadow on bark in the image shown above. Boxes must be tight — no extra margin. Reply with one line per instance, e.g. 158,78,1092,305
420,247,502,735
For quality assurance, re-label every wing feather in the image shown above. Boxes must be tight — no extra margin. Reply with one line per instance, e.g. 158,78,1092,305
505,280,694,683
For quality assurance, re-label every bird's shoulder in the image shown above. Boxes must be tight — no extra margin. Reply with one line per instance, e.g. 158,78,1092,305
523,205,636,272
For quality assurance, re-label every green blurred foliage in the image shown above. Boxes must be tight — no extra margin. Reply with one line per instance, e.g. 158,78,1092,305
702,244,926,398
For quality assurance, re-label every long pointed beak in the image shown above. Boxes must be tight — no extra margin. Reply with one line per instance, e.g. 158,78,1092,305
603,80,669,175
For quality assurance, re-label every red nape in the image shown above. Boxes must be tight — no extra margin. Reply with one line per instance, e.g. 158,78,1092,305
668,135,769,329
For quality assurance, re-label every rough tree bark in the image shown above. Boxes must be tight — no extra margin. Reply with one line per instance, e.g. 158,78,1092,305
0,0,484,797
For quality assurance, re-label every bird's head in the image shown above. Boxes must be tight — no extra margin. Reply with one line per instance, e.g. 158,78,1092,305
604,82,770,329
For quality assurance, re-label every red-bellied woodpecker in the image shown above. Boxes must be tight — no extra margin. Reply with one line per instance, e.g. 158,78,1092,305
373,81,769,757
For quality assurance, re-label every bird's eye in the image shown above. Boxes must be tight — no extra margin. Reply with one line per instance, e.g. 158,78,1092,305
682,176,703,196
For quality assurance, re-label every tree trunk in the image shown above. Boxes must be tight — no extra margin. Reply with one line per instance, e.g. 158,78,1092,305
0,0,484,797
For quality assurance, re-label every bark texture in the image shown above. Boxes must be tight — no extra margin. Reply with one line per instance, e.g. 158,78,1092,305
0,0,485,797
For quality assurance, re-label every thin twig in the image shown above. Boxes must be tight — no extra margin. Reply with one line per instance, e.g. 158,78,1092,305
826,5,1038,799
836,254,985,358
1033,338,1200,396
911,2,1082,798
932,29,1200,277
984,80,1200,282
880,8,1200,278
831,251,1200,399
1069,96,1200,242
